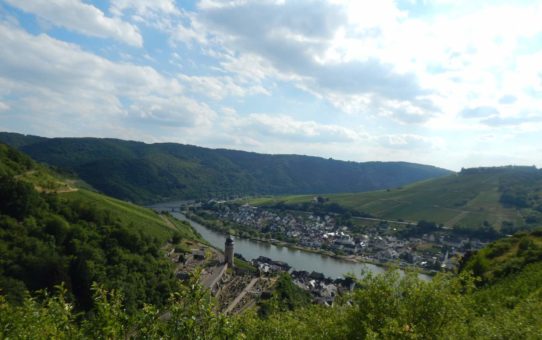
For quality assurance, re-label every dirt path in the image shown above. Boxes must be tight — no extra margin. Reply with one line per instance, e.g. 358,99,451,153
14,170,36,179
160,215,179,231
225,277,259,314
201,264,228,290
444,210,469,228
55,187,78,193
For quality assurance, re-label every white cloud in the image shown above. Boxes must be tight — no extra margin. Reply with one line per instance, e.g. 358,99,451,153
178,74,269,100
0,101,9,111
110,0,178,17
461,106,499,119
2,0,542,169
178,0,435,123
4,0,142,46
240,113,361,143
481,114,542,128
376,134,443,150
0,22,215,136
176,0,542,131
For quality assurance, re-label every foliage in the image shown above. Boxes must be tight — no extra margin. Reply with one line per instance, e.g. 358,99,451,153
0,132,451,204
2,264,541,339
1,141,542,338
347,270,473,339
397,220,439,237
0,275,239,339
0,188,180,312
459,229,542,283
0,144,198,313
257,273,312,318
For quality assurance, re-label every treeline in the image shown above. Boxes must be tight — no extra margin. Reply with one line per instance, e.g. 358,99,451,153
0,132,451,204
267,200,373,219
498,169,542,226
400,220,514,241
0,174,178,312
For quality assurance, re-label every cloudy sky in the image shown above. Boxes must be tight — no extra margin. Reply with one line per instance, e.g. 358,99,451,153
1,0,541,170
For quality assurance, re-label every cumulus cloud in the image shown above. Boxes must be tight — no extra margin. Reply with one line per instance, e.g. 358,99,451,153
187,0,432,119
232,113,361,143
0,101,9,111
0,22,215,134
3,0,542,169
4,0,142,46
481,114,542,127
499,95,517,105
178,74,269,100
460,106,499,119
110,0,178,17
376,134,442,150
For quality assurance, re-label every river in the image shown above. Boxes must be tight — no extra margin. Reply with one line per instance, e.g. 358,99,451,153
152,202,428,280
174,211,387,279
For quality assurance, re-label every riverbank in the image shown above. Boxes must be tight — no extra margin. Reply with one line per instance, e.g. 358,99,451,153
184,211,436,277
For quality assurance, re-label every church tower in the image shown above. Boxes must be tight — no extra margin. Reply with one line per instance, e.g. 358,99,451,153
225,235,234,267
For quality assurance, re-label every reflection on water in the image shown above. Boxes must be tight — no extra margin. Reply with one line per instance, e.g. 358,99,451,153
152,201,429,280
171,211,384,279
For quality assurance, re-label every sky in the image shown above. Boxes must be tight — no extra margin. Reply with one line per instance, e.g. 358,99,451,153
0,0,542,171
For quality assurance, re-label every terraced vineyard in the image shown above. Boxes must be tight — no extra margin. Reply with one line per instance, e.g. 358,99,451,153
250,167,542,232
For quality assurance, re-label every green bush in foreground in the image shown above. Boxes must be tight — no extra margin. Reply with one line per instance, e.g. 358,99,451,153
2,268,541,339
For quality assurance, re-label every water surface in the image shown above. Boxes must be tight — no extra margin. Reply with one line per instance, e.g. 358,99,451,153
152,201,429,280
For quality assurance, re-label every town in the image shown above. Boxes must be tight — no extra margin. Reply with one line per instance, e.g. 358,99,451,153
188,200,489,273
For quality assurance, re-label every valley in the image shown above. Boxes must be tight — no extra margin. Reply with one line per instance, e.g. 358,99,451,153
1,141,542,338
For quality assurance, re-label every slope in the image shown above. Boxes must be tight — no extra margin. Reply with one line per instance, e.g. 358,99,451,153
251,166,542,233
2,229,542,338
0,132,452,204
0,143,199,311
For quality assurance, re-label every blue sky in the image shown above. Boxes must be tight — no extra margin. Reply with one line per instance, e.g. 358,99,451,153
1,0,541,170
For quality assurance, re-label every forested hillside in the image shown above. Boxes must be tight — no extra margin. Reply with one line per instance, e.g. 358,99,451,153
1,143,541,338
0,132,451,204
0,144,197,312
2,229,541,338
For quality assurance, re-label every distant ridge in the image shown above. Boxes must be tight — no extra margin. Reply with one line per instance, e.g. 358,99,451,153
0,132,452,204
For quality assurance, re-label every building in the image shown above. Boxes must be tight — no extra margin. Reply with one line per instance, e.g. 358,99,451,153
225,235,235,267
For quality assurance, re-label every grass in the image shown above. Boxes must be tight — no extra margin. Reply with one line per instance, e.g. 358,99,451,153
234,257,257,273
61,189,194,242
247,172,523,230
2,142,201,244
162,213,203,241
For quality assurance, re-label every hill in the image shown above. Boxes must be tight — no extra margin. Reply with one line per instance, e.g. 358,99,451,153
460,229,542,338
0,143,199,311
0,132,452,204
2,228,541,338
250,166,542,235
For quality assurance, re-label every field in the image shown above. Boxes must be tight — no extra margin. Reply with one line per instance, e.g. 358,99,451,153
248,172,526,230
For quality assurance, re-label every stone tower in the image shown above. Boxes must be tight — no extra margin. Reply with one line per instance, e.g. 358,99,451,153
225,235,234,267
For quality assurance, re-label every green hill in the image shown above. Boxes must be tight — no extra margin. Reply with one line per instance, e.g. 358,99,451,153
0,143,199,311
2,229,541,338
251,166,542,234
460,228,542,284
0,132,451,204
